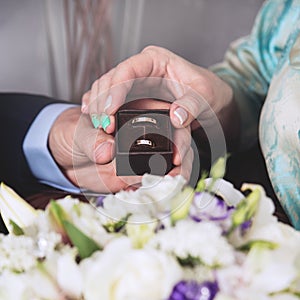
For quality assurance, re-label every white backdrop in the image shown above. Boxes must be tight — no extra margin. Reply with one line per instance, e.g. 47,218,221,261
0,0,263,101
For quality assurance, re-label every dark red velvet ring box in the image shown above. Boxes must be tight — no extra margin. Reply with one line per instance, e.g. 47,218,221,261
116,109,174,176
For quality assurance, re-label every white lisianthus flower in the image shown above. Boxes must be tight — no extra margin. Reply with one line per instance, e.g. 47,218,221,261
203,178,244,207
99,175,186,224
100,193,131,220
247,219,300,249
229,184,279,247
216,236,300,298
81,237,182,300
150,220,235,267
216,265,262,300
243,244,298,293
102,189,154,220
140,174,187,212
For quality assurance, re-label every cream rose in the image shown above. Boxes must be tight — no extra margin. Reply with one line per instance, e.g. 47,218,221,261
81,237,182,300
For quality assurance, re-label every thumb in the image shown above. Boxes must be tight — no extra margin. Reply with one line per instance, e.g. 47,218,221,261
170,92,212,128
73,114,115,166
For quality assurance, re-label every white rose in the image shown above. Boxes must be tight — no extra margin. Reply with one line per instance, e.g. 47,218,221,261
81,237,182,300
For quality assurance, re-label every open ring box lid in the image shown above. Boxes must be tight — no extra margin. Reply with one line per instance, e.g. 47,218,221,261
116,109,174,176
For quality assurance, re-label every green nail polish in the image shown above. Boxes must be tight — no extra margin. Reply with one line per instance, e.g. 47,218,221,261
91,115,101,128
100,114,111,131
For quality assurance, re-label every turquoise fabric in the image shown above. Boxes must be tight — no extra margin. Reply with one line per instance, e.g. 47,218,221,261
211,0,300,229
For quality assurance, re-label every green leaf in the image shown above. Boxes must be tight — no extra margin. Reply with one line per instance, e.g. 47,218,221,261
171,186,195,225
238,239,278,251
48,200,69,231
103,215,130,233
209,155,228,179
177,255,201,267
9,219,24,236
63,220,101,259
195,171,208,192
232,188,260,228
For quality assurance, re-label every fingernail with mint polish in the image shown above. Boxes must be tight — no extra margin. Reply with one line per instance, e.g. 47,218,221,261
91,114,101,128
174,107,188,125
99,113,111,131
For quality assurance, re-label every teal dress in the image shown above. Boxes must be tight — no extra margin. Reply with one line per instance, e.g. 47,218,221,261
211,0,300,229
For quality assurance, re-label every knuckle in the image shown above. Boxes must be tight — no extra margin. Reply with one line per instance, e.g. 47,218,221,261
142,45,160,53
142,45,168,56
82,91,91,102
91,80,99,93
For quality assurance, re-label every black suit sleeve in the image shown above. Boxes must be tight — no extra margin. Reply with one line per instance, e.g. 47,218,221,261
0,93,68,197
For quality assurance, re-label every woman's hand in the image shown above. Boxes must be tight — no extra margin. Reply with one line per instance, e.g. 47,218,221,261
78,46,241,188
81,46,239,151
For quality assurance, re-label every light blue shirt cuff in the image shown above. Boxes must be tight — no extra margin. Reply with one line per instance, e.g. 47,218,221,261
23,103,82,193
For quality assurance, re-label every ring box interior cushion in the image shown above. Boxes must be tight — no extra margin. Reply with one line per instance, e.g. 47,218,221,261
116,109,173,176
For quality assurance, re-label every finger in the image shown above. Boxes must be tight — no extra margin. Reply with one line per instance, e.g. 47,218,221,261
69,160,142,193
88,68,115,115
73,114,115,165
168,147,194,182
86,69,116,132
81,90,91,113
86,68,132,133
170,92,206,128
88,47,170,122
172,126,191,166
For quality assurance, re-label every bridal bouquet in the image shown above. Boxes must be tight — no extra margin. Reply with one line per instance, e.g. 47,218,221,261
0,158,299,300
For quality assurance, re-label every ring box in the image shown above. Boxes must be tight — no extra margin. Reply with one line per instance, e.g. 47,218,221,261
116,109,173,176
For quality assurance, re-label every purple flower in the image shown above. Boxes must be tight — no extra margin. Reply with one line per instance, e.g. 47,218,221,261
240,219,253,236
168,280,218,300
95,195,105,207
189,192,233,223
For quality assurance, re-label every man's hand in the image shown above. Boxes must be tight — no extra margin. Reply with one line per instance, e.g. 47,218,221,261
48,107,141,193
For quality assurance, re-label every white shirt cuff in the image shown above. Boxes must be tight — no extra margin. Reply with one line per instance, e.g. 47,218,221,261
23,103,82,193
